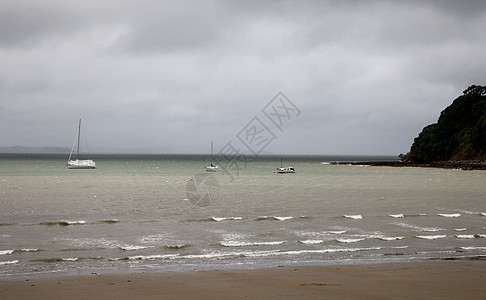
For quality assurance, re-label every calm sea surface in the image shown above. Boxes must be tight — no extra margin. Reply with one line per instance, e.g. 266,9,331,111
1,154,485,278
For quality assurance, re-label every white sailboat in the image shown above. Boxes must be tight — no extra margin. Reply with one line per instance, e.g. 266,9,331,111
67,119,96,169
274,157,295,173
205,142,220,172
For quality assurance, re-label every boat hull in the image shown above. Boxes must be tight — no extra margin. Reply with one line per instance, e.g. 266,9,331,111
205,165,220,172
275,167,295,173
67,159,96,169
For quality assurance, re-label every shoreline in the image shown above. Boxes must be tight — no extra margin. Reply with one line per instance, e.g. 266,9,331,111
1,260,485,299
332,160,486,170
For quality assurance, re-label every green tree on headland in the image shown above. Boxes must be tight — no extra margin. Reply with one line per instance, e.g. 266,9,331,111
407,85,486,163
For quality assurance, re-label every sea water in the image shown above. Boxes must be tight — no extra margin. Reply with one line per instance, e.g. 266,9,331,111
1,154,485,278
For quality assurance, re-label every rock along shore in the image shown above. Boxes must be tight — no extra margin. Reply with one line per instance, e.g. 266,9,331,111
330,160,486,170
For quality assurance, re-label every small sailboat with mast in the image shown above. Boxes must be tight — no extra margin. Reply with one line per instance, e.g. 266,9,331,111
205,141,220,172
274,156,295,173
67,119,96,169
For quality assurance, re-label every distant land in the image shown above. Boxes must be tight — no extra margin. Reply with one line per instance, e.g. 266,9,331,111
0,146,70,154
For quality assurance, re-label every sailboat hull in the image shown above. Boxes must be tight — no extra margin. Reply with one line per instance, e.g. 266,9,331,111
205,165,220,172
67,159,96,169
275,167,295,173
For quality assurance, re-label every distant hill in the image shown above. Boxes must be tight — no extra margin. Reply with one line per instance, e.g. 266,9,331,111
0,146,70,154
406,85,486,163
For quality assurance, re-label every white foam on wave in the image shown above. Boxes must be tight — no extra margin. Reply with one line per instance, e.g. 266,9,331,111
62,257,79,261
220,240,285,247
211,217,243,222
0,260,18,265
380,236,404,241
455,234,476,239
454,228,467,232
461,246,486,250
480,212,486,217
9,248,42,254
256,216,293,221
299,240,324,244
0,249,14,255
326,230,347,235
343,215,362,220
124,254,179,261
437,213,461,218
61,220,87,225
462,234,486,239
20,248,40,252
389,214,404,218
415,235,447,240
120,245,149,251
336,238,365,243
390,246,409,249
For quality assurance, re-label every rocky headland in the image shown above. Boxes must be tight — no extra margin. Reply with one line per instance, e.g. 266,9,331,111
339,85,486,170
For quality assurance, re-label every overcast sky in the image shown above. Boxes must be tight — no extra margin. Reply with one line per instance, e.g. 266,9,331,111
1,0,485,155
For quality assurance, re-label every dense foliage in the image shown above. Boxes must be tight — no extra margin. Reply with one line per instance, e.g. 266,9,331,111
407,85,486,163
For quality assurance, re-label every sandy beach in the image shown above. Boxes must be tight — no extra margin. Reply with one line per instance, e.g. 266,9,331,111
1,261,485,299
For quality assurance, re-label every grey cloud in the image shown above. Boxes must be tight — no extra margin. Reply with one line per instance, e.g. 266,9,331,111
1,1,485,155
0,1,93,47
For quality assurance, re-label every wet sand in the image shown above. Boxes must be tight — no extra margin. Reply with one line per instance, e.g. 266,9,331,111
1,261,485,299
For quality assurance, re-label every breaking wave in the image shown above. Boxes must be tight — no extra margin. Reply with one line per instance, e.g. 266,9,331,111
0,260,18,265
256,216,294,221
119,245,149,251
336,238,365,243
1,249,42,255
39,220,86,226
437,213,461,218
415,235,447,240
380,236,404,241
220,241,285,247
210,217,243,222
342,215,363,220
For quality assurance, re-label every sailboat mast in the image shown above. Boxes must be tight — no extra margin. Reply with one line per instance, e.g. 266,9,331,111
77,119,81,157
210,141,213,160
